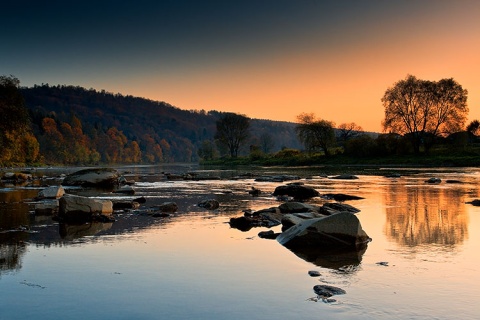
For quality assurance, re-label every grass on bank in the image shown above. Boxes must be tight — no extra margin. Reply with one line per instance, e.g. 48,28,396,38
201,149,480,168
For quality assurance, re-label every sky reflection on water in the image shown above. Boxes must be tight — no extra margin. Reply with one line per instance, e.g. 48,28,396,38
1,166,480,319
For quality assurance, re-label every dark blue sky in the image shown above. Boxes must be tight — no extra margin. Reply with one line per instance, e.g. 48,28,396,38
2,0,479,131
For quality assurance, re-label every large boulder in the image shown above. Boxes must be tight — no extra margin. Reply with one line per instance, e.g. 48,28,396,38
62,168,120,187
273,184,319,201
58,194,113,222
277,212,370,250
281,212,327,231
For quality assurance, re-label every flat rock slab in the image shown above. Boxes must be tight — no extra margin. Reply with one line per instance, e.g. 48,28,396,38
62,168,120,187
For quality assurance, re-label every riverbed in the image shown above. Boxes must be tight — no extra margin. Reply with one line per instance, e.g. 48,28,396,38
1,165,479,319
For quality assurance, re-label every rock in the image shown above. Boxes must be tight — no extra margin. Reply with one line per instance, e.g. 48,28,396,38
156,202,178,213
321,193,364,201
446,179,463,184
425,177,441,184
329,174,359,180
254,175,301,182
198,199,219,210
466,199,480,206
112,201,141,210
58,194,113,223
229,212,282,231
279,202,321,213
2,172,33,181
62,168,120,187
320,202,360,214
273,185,319,201
258,230,279,239
133,196,147,204
113,185,135,195
276,212,370,250
308,270,321,277
118,176,136,186
313,285,346,297
152,212,171,218
37,185,65,199
281,212,327,231
385,173,401,178
248,187,261,196
35,200,59,215
229,216,254,231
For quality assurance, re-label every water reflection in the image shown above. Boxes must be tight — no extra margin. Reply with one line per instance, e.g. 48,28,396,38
0,242,26,274
59,222,113,240
384,182,469,246
285,245,367,270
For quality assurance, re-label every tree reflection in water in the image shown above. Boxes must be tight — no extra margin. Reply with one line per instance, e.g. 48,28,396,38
384,182,469,247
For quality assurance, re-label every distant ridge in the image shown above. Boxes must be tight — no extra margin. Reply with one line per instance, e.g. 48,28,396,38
21,84,302,163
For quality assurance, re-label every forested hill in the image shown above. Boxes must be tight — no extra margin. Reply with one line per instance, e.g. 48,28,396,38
21,84,300,164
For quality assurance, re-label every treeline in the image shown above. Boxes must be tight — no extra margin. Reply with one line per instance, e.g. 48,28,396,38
0,77,301,166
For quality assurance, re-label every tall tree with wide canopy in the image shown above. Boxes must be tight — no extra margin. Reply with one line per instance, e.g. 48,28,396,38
215,113,250,158
382,75,468,154
296,113,336,156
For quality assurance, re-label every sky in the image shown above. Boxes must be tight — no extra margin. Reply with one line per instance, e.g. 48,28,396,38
2,0,480,132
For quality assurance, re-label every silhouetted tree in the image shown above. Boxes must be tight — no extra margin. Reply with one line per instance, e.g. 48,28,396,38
296,113,336,156
337,122,363,144
0,75,29,133
467,120,480,135
382,75,468,154
215,113,250,158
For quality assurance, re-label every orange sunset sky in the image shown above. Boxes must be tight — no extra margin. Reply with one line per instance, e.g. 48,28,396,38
2,1,480,132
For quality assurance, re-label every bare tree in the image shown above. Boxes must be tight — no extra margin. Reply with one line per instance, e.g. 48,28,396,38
382,75,468,154
337,122,363,144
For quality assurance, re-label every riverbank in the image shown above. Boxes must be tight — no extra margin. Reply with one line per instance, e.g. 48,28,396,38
201,152,480,169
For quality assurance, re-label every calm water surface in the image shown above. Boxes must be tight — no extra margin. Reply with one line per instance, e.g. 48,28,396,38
1,165,480,319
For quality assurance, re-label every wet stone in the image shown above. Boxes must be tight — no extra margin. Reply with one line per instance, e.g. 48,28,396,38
308,270,321,277
313,285,346,297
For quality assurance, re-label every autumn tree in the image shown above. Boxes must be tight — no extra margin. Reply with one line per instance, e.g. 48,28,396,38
296,113,336,156
214,113,250,158
382,75,468,154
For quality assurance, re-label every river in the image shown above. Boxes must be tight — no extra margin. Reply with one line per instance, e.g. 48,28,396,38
1,164,479,319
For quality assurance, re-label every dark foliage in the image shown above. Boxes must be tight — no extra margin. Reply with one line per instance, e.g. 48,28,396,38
17,84,301,164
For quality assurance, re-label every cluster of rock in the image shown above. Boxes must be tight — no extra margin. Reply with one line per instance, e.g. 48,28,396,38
1,171,34,182
34,168,140,223
33,167,225,225
229,182,371,252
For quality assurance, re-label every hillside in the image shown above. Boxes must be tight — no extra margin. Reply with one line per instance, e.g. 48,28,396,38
21,84,301,164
